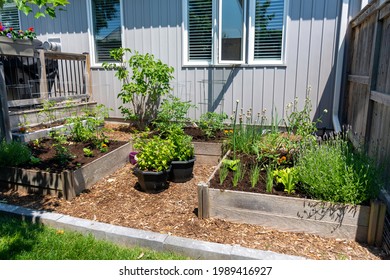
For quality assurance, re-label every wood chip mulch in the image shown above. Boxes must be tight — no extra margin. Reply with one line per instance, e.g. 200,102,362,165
0,123,387,260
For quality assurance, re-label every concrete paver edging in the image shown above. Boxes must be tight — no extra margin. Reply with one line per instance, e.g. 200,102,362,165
0,203,305,260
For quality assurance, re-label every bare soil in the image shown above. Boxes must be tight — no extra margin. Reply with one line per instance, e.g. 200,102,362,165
0,123,387,260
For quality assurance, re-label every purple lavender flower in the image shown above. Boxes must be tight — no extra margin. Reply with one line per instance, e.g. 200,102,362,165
6,33,12,38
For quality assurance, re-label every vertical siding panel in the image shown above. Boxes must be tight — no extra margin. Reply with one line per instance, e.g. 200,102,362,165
285,0,301,112
241,68,253,116
274,68,286,121
263,69,275,124
251,68,265,118
317,0,339,127
142,0,152,54
295,0,313,111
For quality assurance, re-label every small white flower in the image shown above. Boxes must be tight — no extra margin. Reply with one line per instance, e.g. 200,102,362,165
323,109,328,113
236,99,240,103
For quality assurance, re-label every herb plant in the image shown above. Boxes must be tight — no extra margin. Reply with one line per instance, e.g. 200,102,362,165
219,162,229,185
134,136,175,172
296,135,382,205
249,164,261,188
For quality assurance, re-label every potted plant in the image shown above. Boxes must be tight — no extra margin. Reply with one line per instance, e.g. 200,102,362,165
0,24,37,56
133,135,175,192
167,127,196,183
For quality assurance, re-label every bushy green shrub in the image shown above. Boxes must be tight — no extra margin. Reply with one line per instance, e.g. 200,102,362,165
296,135,382,205
197,112,228,138
0,140,31,167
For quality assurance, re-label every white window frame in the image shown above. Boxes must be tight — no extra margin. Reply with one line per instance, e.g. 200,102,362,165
86,0,125,67
218,0,246,65
182,0,216,66
247,0,287,65
182,0,287,66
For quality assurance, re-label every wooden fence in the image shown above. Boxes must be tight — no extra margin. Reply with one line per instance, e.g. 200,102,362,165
343,0,390,192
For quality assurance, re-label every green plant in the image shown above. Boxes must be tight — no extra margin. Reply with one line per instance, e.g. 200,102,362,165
232,162,245,187
273,167,299,194
222,158,240,171
265,164,274,193
134,136,175,172
29,156,41,165
219,162,229,185
153,94,195,133
0,0,70,19
249,164,261,188
296,134,382,205
103,48,174,130
197,111,228,139
0,140,31,167
38,100,57,125
17,114,30,134
49,129,74,164
167,128,194,161
83,148,94,157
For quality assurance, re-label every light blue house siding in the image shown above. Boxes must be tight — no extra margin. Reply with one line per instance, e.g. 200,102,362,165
20,0,364,129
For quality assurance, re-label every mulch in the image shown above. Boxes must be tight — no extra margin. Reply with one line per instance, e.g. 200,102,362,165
0,122,387,260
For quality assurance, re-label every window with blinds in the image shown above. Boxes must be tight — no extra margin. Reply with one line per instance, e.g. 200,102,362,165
184,0,286,65
91,0,122,63
253,0,284,60
188,0,213,61
0,2,20,30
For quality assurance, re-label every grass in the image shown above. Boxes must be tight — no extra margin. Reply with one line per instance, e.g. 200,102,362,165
0,215,188,260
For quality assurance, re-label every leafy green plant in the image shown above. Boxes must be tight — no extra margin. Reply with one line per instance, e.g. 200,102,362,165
222,159,240,171
167,128,194,161
0,140,31,167
103,48,174,130
296,134,382,205
49,129,74,164
249,164,261,188
273,167,299,194
153,94,195,134
1,0,70,19
219,162,229,185
29,156,41,165
83,148,94,157
232,162,245,187
197,111,228,139
134,136,175,172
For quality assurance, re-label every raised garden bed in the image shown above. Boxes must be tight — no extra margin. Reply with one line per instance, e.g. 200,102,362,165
197,153,387,244
0,141,132,200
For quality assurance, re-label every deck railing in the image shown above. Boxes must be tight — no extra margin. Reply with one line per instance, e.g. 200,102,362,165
0,50,91,110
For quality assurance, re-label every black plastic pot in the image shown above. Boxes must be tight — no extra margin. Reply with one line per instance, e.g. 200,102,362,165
133,166,171,192
169,157,196,183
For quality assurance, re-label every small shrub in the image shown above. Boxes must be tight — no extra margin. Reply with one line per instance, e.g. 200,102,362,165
153,94,194,134
167,128,194,161
103,48,174,130
0,140,31,167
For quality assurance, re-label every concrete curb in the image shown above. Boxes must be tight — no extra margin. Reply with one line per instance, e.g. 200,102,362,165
0,203,305,260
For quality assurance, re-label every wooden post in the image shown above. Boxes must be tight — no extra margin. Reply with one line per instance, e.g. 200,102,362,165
38,50,49,99
84,53,92,101
368,200,380,245
0,62,12,142
375,202,387,246
197,183,209,219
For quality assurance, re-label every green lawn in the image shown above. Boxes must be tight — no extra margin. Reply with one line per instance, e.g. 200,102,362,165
0,214,188,260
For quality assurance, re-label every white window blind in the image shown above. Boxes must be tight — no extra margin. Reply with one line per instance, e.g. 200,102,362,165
91,0,122,63
188,0,213,61
0,3,20,30
254,0,284,60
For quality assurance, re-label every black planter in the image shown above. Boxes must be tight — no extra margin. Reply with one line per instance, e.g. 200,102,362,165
169,157,196,183
133,166,171,192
